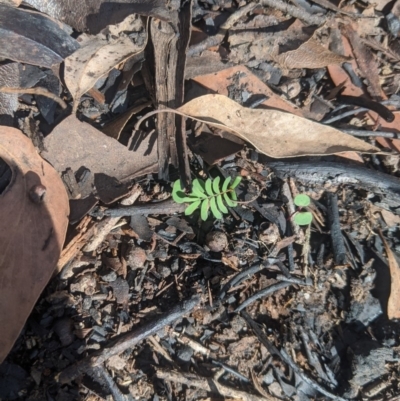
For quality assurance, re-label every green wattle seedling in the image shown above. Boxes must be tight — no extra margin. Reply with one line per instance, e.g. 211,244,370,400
293,193,313,226
172,176,241,221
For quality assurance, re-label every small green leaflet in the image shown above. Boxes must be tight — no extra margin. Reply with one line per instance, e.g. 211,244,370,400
172,176,241,221
294,211,313,225
294,194,311,207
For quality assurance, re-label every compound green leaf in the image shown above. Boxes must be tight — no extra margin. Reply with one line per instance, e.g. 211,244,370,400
230,176,242,189
216,194,228,214
185,200,201,216
201,198,210,221
210,196,222,219
212,176,221,194
294,211,313,225
222,176,231,192
294,194,311,207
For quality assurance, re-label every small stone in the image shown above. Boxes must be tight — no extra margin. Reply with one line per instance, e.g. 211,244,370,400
126,245,147,269
70,274,96,295
107,355,127,370
259,223,280,244
177,345,193,362
53,318,75,347
157,264,171,278
101,271,117,282
205,231,228,252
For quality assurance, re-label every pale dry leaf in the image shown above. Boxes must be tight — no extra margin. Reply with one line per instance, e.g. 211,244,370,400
378,229,400,319
171,94,379,158
0,127,69,363
64,15,146,111
275,37,350,69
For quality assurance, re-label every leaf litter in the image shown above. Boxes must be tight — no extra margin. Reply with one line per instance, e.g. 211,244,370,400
1,0,400,400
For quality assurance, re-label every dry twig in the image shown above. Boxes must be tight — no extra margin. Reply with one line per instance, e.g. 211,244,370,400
0,86,67,109
156,368,276,401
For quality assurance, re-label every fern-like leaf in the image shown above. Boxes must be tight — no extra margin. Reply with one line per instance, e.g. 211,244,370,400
171,175,241,221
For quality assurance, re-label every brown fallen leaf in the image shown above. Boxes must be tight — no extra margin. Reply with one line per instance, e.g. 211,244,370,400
138,94,379,158
100,101,152,140
378,229,400,319
64,15,146,111
0,127,69,363
41,115,158,190
341,22,384,100
275,37,350,69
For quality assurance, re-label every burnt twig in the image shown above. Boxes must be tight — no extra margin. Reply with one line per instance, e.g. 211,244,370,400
235,281,293,312
326,192,346,265
241,312,347,401
58,295,200,384
269,160,400,202
91,199,186,218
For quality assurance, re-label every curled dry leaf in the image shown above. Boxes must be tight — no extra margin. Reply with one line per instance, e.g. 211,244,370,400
0,4,79,68
0,127,69,363
165,94,378,158
275,37,350,69
64,15,146,111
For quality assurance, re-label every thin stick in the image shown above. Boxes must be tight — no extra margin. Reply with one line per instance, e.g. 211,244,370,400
188,2,258,57
0,86,67,109
156,368,275,401
57,295,200,384
260,0,326,26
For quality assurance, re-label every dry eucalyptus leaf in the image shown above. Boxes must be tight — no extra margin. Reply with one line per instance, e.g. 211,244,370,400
64,15,146,111
341,22,383,100
276,37,350,69
0,4,79,68
169,94,379,158
379,229,400,319
41,115,158,189
0,127,69,363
